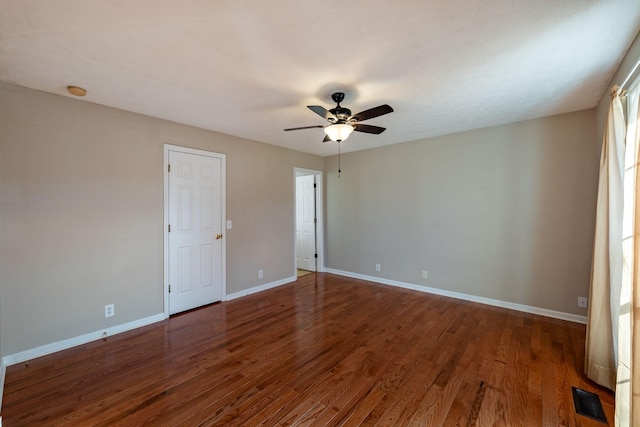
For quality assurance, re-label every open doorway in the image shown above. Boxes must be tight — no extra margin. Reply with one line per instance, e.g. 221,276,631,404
294,168,324,277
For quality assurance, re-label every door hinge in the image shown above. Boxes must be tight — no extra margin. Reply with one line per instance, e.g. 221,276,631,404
313,183,317,188
168,164,171,173
169,284,171,293
168,224,171,232
314,218,317,224
314,253,318,258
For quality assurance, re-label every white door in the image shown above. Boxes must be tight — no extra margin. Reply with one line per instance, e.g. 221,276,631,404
296,174,316,271
168,150,223,314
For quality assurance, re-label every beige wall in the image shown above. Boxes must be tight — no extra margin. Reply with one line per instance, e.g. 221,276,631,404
325,109,599,315
0,81,323,357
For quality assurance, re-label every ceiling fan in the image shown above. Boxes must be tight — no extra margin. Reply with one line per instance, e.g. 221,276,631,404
284,92,393,143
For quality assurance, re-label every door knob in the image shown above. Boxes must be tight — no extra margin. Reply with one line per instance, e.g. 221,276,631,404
216,234,223,240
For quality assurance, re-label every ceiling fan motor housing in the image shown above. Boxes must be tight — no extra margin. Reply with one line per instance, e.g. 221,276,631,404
329,106,352,123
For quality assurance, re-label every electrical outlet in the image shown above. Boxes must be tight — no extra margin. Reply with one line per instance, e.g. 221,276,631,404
375,263,381,272
578,297,588,308
258,269,264,279
422,270,428,280
105,304,115,318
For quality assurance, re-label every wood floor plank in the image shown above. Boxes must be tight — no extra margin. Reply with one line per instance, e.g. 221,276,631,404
1,273,615,426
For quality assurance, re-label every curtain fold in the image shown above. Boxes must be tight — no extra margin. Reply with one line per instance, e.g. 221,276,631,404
586,87,626,391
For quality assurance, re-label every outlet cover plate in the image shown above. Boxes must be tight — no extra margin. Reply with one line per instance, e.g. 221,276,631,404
105,304,115,318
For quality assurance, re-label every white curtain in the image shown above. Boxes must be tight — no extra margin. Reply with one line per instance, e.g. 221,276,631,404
586,87,626,391
616,80,640,427
587,80,640,426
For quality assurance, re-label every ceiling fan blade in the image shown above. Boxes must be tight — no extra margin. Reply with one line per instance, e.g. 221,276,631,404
284,125,325,131
351,104,393,122
308,105,336,120
353,123,386,134
323,135,331,143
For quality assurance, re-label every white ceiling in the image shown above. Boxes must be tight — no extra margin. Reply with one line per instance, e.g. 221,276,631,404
1,1,639,157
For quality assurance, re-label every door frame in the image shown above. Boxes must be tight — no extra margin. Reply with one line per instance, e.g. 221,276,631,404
164,144,227,318
294,167,324,275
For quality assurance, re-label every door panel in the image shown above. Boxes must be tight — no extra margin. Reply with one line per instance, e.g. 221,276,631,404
169,150,223,314
296,174,316,271
178,246,193,293
178,185,192,230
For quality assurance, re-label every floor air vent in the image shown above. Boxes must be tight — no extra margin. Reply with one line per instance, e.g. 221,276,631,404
572,387,607,424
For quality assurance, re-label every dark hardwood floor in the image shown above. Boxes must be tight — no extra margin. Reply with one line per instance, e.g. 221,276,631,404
1,273,614,426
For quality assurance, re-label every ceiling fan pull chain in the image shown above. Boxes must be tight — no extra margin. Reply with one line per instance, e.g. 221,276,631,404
338,142,341,178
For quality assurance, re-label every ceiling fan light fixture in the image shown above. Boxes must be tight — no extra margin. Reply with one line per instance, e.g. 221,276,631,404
324,123,354,142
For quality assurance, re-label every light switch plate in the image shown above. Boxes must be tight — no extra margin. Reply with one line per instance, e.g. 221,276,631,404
226,220,232,229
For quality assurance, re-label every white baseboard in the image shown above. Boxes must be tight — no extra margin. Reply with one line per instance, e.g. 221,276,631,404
326,268,587,324
226,276,297,301
0,360,5,415
1,313,165,368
